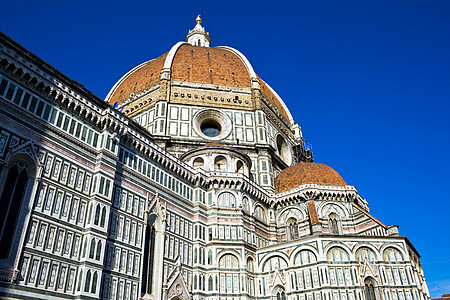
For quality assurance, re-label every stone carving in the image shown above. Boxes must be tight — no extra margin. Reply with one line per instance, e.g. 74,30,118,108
166,259,190,300
46,227,55,249
0,130,10,156
9,136,20,148
67,269,75,291
278,207,305,225
48,265,57,287
29,260,38,283
320,202,346,219
39,262,48,285
58,267,66,289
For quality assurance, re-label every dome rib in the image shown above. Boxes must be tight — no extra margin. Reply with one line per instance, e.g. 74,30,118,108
106,52,168,105
170,44,251,87
105,43,294,125
162,41,187,72
216,46,257,78
259,78,294,125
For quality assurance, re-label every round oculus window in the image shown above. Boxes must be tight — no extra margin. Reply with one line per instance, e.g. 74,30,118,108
193,109,232,140
201,120,221,137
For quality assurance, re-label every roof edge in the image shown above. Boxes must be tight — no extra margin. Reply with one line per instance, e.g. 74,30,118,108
216,46,257,79
105,57,158,103
259,78,294,125
162,41,188,74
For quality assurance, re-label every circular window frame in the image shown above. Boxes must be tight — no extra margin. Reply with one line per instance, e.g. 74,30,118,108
200,119,222,138
193,109,232,141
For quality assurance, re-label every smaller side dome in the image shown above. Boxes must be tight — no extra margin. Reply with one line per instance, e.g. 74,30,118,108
274,162,347,193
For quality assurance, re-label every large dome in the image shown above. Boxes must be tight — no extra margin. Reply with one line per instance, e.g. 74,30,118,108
274,162,347,193
103,18,308,184
106,37,293,123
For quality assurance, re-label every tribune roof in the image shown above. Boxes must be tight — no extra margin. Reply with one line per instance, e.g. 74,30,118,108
274,162,347,193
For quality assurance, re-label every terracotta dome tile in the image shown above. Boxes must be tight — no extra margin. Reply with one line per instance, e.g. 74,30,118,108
258,77,290,122
275,162,347,193
106,44,292,124
171,44,251,87
108,52,168,105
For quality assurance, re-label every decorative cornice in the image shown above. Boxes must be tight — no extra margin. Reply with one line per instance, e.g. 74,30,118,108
272,183,366,209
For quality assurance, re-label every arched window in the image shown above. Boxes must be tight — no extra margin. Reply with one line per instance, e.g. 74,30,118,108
328,213,340,235
219,254,239,269
84,270,91,292
201,248,205,265
89,238,96,259
193,157,204,168
141,225,156,295
383,247,404,262
96,240,102,260
218,254,240,293
286,218,299,240
254,205,267,223
247,257,255,273
277,290,287,300
356,247,377,262
100,207,106,227
214,156,227,171
91,271,98,293
194,247,198,264
294,250,317,265
327,247,350,262
0,163,28,259
193,274,198,290
236,160,244,173
94,204,100,225
208,275,213,291
364,278,377,300
242,197,249,213
262,256,288,272
218,192,236,208
208,249,212,265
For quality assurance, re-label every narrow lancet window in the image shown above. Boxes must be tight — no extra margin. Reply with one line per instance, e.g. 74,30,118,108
329,213,340,235
0,164,28,259
364,279,377,300
141,224,156,295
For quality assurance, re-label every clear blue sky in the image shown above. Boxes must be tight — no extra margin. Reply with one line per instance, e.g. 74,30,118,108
2,0,449,296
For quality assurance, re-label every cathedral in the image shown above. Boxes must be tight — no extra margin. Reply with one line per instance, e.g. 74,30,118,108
0,17,430,300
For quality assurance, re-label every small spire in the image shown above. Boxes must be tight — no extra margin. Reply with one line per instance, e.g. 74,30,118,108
196,14,202,24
